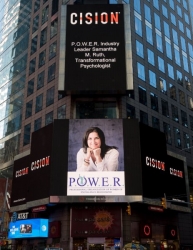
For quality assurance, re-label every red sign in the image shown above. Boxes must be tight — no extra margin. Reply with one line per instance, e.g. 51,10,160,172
148,206,164,212
31,205,46,212
49,221,61,238
71,205,121,237
140,222,152,238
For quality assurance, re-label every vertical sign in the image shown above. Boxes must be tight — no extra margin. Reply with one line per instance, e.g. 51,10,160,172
65,4,126,91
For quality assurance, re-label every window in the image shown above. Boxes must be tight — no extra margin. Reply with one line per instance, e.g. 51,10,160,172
48,63,56,82
137,62,145,81
176,70,183,85
178,20,184,32
23,123,31,146
134,0,141,13
177,5,182,17
140,110,148,125
76,102,117,119
180,36,186,52
189,115,193,130
183,133,190,152
40,27,47,47
162,5,168,18
182,54,189,73
171,104,179,122
127,103,135,118
161,99,169,117
34,0,40,13
169,83,176,100
57,105,66,119
144,4,151,22
153,0,159,10
146,24,153,45
186,27,191,39
29,58,36,75
25,101,33,119
172,29,178,45
35,94,43,113
50,19,58,38
138,86,147,106
45,111,53,126
169,0,174,9
27,79,34,96
147,49,155,65
136,40,144,58
37,71,44,90
163,21,170,38
173,127,181,148
184,13,190,24
188,96,193,110
152,116,160,130
170,13,176,25
31,35,38,55
158,56,165,73
149,70,156,88
160,78,167,94
174,46,181,66
185,77,191,91
150,92,158,111
154,13,161,30
163,122,172,144
49,41,57,60
34,117,42,131
39,50,46,67
167,63,174,79
156,32,163,52
135,16,142,37
32,15,39,33
179,90,186,106
46,86,55,106
189,43,193,59
42,5,49,24
181,110,188,127
165,39,172,59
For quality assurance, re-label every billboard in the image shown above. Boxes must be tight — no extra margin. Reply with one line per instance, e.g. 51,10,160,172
67,119,125,196
8,219,48,239
140,123,187,202
140,123,168,199
65,4,126,92
71,205,121,237
10,124,53,207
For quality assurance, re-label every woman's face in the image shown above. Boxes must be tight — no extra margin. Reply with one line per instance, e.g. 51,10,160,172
87,132,101,149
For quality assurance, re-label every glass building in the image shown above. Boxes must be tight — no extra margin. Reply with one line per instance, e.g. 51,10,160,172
1,0,193,248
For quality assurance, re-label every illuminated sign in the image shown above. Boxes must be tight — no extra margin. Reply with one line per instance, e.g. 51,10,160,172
65,4,126,92
67,119,125,196
8,219,49,239
139,222,152,238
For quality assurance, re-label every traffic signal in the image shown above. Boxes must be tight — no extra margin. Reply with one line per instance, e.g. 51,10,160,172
161,197,167,209
190,194,193,208
126,205,131,215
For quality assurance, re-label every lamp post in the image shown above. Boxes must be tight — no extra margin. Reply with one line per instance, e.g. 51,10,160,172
0,174,9,250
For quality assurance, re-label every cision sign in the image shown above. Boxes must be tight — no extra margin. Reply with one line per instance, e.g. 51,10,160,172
65,4,126,91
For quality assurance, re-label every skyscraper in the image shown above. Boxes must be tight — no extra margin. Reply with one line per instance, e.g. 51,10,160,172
1,0,193,249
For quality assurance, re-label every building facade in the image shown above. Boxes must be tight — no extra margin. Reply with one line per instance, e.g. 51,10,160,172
1,0,193,249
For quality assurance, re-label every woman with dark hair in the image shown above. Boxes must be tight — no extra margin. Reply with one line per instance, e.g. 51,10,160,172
76,127,119,171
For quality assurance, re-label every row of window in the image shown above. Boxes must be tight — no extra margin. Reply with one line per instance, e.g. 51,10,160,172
137,61,193,106
127,103,191,151
138,85,193,128
31,18,58,54
23,104,66,146
28,62,56,87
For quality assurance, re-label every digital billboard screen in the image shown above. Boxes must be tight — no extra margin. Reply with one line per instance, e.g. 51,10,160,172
67,119,125,196
65,4,126,92
8,219,48,239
